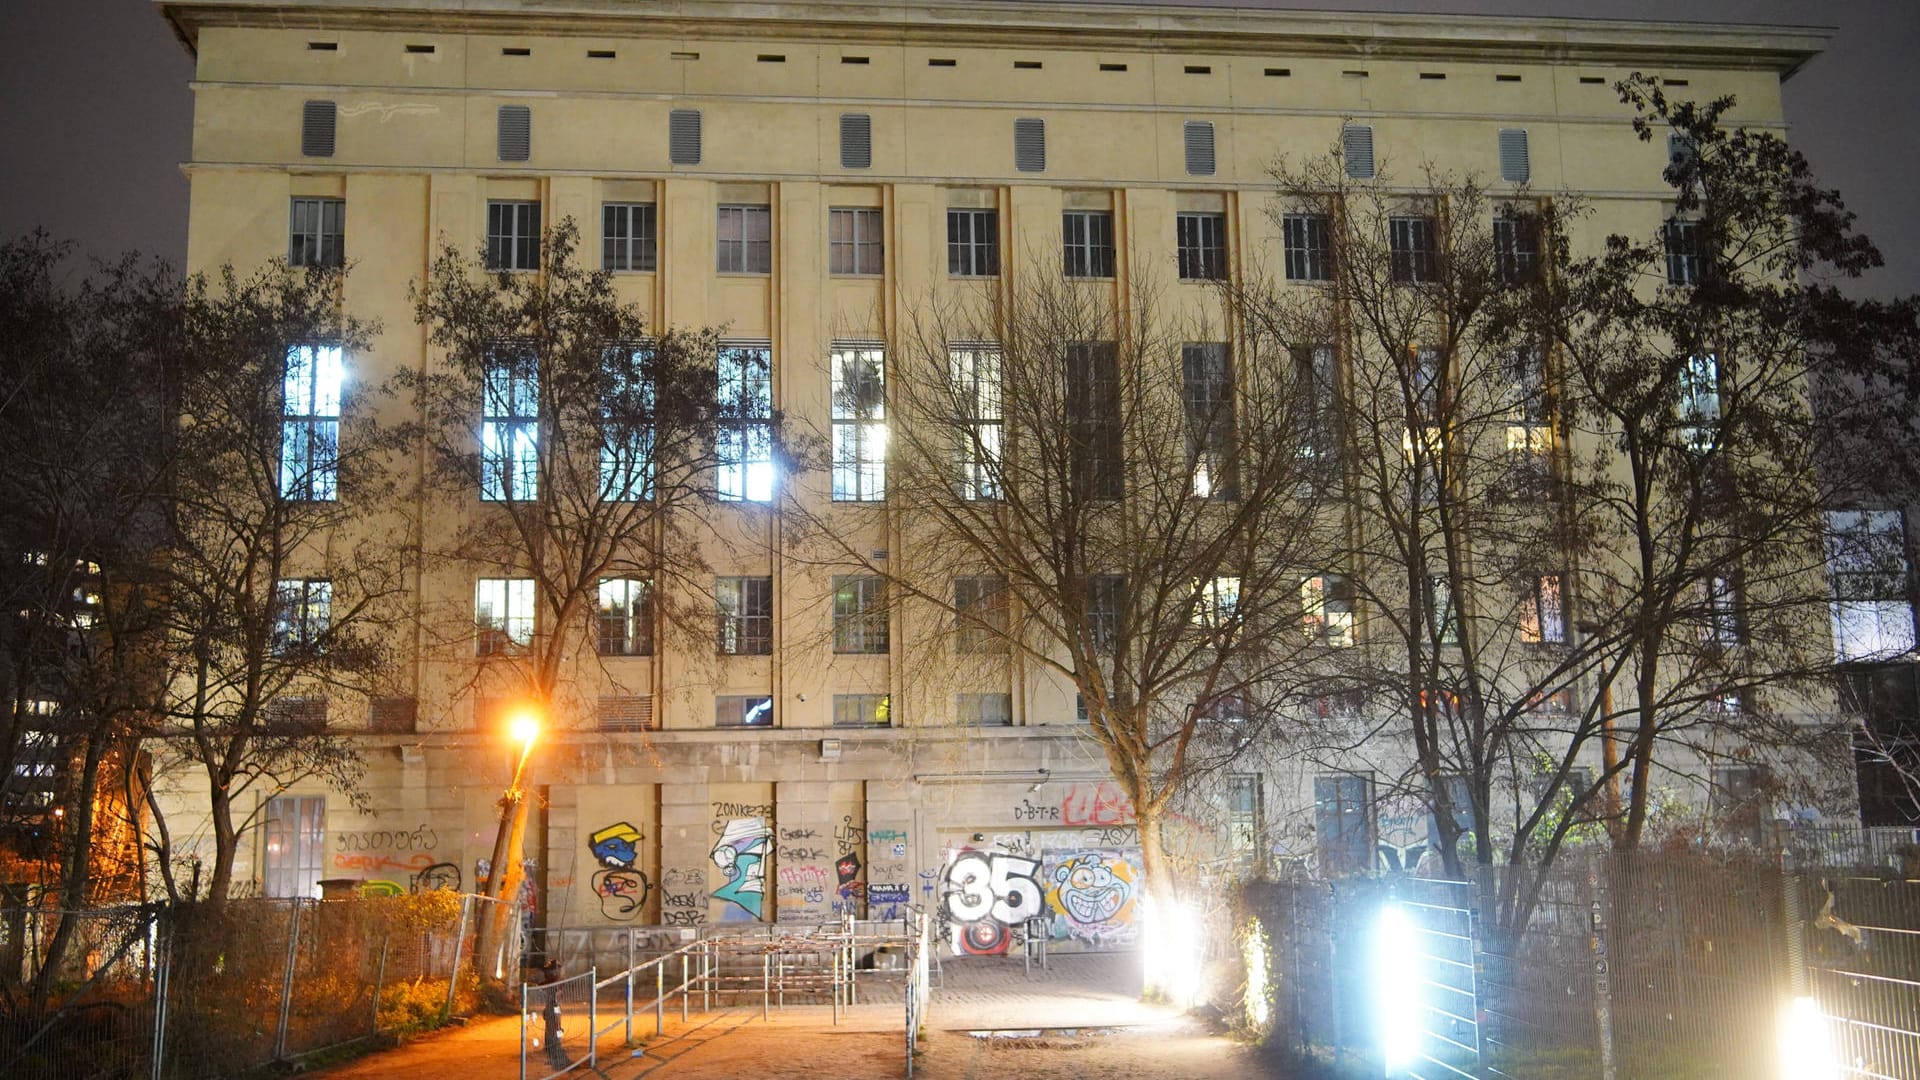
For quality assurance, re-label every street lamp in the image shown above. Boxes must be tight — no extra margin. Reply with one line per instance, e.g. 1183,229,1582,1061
476,704,541,980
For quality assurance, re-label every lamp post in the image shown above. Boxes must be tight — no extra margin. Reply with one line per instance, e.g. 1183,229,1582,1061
475,707,540,981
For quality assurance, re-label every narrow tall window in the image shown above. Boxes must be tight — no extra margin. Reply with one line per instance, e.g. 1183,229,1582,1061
1176,211,1228,281
1182,343,1236,499
716,576,773,655
1293,344,1339,471
954,574,1009,654
263,795,326,898
1702,574,1742,648
1826,510,1917,661
1066,342,1122,499
831,344,886,501
1505,346,1551,458
1302,574,1356,647
716,204,772,273
475,578,535,655
1283,213,1331,282
1664,218,1704,286
597,578,652,656
1493,212,1539,285
950,344,1003,500
288,197,344,268
485,200,541,271
1428,574,1459,645
281,344,343,501
601,345,653,501
603,203,657,272
1087,575,1125,655
1679,352,1720,452
833,575,888,653
482,346,539,501
1062,210,1116,278
829,208,884,275
948,208,1000,277
1314,774,1373,876
272,579,332,654
1390,215,1437,283
1228,775,1262,871
717,344,775,501
1519,574,1564,644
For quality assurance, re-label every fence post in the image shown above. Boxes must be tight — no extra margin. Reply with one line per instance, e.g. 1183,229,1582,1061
445,895,472,1018
625,932,635,1045
371,935,390,1034
149,906,171,1080
1587,852,1617,1080
519,981,529,1080
588,966,598,1073
1778,826,1809,998
274,899,304,1061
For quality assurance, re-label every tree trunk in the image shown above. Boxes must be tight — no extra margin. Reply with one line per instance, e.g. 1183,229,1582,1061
204,783,237,908
27,731,107,1009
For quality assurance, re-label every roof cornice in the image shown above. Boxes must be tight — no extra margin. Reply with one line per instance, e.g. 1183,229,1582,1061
155,0,1831,75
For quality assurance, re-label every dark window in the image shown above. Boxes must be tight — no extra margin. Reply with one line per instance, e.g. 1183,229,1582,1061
601,344,654,501
1710,765,1770,846
1390,215,1437,283
717,205,772,273
1063,210,1116,278
833,575,889,654
597,578,652,656
833,694,890,727
603,203,657,272
1493,213,1539,285
1087,574,1125,655
485,200,541,271
1702,574,1743,649
1228,774,1262,871
1176,212,1228,281
1182,343,1236,499
1664,218,1704,286
1293,344,1339,474
829,208,884,275
716,695,774,728
1428,574,1459,645
1066,342,1123,499
948,209,1000,277
1314,774,1373,876
956,693,1012,726
954,574,1008,653
288,198,344,268
1283,213,1331,282
716,577,773,655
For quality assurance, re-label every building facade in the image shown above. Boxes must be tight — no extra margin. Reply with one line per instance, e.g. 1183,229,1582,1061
153,0,1843,948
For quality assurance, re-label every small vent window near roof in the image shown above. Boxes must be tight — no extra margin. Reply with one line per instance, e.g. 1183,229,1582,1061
1014,117,1046,173
301,100,336,158
669,109,703,166
1498,128,1530,183
840,113,872,169
1183,121,1216,177
1342,124,1375,179
497,105,531,162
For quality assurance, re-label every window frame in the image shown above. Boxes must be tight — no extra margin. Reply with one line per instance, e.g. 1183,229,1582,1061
832,575,889,654
288,197,345,268
828,207,885,276
831,344,887,502
280,343,344,502
947,208,1000,277
1062,209,1116,279
597,577,653,657
716,575,773,655
717,343,775,502
1282,212,1332,282
475,577,535,655
602,202,658,272
1175,211,1228,281
485,200,542,272
716,204,773,274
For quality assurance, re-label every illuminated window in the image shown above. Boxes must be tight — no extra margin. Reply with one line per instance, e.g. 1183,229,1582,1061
481,345,539,501
597,578,651,656
831,344,886,501
716,695,773,727
717,343,775,502
1182,344,1236,499
272,578,331,654
475,578,534,655
716,576,772,655
1520,574,1564,644
951,344,1002,500
832,575,888,654
1193,576,1240,630
833,694,890,727
281,344,343,501
1826,510,1915,662
263,795,326,898
1302,574,1356,647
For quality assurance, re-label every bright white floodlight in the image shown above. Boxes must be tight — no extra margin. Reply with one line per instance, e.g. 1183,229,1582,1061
1372,902,1420,1075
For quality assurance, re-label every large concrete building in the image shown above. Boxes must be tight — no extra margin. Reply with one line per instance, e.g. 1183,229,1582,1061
151,0,1850,950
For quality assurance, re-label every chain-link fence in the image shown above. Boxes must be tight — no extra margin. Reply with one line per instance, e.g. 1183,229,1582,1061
0,903,162,1080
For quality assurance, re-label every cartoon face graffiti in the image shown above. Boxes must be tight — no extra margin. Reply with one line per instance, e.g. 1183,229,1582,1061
590,821,643,869
1050,853,1133,927
710,817,770,919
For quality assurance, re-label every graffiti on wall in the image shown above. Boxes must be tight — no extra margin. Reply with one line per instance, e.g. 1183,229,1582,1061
710,817,770,920
410,861,462,893
336,824,437,852
1044,851,1138,947
589,821,652,921
866,826,910,920
942,850,1044,955
333,851,435,876
660,867,708,927
1060,783,1135,827
938,836,1143,955
359,879,405,897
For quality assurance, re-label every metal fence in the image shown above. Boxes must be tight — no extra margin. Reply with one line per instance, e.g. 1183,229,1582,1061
0,903,163,1080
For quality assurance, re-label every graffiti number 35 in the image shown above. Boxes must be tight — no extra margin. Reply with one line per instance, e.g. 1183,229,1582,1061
945,853,1043,924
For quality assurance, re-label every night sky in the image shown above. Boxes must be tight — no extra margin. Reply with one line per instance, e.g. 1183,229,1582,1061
2,1,1914,298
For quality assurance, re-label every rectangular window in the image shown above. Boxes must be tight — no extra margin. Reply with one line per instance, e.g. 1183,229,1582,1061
475,578,535,655
832,575,889,654
716,204,773,273
1087,574,1125,655
831,344,887,501
716,695,774,728
951,344,1003,500
1826,510,1916,662
1702,574,1742,648
1679,352,1720,452
1520,574,1564,644
1228,774,1262,871
272,579,331,654
601,345,654,501
829,208,884,275
482,346,540,501
956,693,1012,726
1493,213,1539,285
1176,211,1227,281
485,200,541,271
1283,213,1331,282
1293,344,1339,472
6,715,57,812
1182,343,1236,499
1313,774,1374,877
1193,576,1240,629
947,209,999,277
288,197,344,268
1664,218,1704,286
1505,346,1552,457
280,344,343,501
603,202,657,272
954,574,1009,654
1428,574,1459,645
1302,574,1356,647
263,795,326,899
1389,215,1437,283
717,343,775,501
597,578,652,656
716,576,773,655
1710,765,1769,846
1062,210,1116,278
833,693,890,727
1067,342,1123,499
